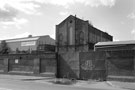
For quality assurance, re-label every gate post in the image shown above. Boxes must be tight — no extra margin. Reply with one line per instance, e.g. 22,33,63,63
4,58,9,73
33,58,40,74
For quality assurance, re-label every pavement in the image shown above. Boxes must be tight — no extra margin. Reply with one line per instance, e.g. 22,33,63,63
108,75,135,82
110,81,135,90
0,74,134,90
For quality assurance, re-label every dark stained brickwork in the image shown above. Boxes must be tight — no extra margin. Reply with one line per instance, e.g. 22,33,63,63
56,15,112,80
0,53,57,75
56,15,113,53
57,51,80,79
57,51,106,80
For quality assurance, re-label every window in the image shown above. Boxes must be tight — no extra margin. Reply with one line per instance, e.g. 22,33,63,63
69,20,73,24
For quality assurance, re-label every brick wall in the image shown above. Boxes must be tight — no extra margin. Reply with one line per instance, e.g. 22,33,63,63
0,53,57,75
57,51,80,79
79,51,106,80
106,51,134,76
58,51,106,80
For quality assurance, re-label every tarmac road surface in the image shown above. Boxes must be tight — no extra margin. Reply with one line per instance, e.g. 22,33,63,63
0,79,106,90
0,74,128,90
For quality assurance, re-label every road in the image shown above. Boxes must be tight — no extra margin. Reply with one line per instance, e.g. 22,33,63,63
0,74,128,90
0,78,104,90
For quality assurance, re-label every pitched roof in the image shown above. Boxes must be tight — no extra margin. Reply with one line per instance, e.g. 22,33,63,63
95,40,135,46
57,15,112,38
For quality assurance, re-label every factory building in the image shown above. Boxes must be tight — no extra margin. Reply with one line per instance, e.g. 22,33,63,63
0,35,55,54
0,15,117,80
56,15,113,52
56,15,113,79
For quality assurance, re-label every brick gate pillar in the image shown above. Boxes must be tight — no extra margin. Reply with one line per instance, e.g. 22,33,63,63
4,58,9,73
33,58,40,74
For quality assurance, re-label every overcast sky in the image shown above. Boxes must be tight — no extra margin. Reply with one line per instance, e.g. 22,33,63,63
0,0,134,41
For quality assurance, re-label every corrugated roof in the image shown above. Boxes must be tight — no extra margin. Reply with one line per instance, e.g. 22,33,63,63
0,35,47,43
6,37,39,43
95,40,135,46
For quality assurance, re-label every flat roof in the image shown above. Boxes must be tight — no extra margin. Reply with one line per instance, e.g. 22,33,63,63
95,40,135,46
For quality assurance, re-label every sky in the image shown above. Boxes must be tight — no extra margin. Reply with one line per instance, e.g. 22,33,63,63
0,0,134,41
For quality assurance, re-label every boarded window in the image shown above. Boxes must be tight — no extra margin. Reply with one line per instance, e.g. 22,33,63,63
58,33,63,45
69,27,74,45
79,31,84,44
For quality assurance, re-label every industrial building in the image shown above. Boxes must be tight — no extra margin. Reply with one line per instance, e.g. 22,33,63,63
56,15,113,79
56,15,113,52
0,15,116,80
0,35,56,75
0,35,55,54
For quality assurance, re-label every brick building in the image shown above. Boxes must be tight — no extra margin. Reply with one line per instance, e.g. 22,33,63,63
56,15,113,79
0,15,114,80
56,15,113,52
